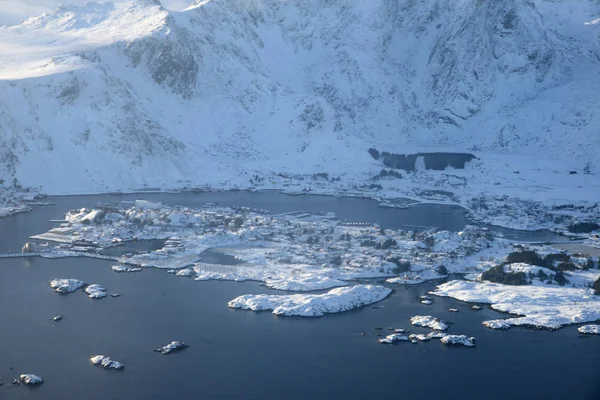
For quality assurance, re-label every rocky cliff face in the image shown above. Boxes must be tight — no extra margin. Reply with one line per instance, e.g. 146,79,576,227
0,0,598,193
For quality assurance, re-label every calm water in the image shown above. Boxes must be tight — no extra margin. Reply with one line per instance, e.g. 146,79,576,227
0,192,597,400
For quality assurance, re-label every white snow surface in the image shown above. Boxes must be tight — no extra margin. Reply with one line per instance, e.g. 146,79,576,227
378,333,409,344
409,316,448,331
482,320,512,330
111,265,142,273
175,268,195,277
409,334,431,342
228,284,391,317
264,275,348,291
577,324,600,334
433,280,600,330
427,332,446,339
503,263,556,277
0,0,599,228
440,335,476,347
48,278,85,293
85,283,108,298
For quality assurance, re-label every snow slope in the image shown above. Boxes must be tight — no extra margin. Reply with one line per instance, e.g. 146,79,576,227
228,284,392,316
0,0,599,206
432,279,600,330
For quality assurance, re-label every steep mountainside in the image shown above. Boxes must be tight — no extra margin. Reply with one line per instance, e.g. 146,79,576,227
0,0,599,197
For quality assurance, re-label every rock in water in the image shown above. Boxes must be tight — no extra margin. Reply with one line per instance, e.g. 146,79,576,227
175,269,195,277
90,355,124,369
427,332,446,339
154,341,189,354
85,284,108,299
440,335,476,347
111,265,142,273
20,374,44,385
483,319,511,330
410,315,448,331
409,334,431,342
49,279,85,293
228,285,391,317
378,334,409,344
577,324,600,335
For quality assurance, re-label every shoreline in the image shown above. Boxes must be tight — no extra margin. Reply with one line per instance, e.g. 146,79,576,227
7,199,598,329
3,186,591,238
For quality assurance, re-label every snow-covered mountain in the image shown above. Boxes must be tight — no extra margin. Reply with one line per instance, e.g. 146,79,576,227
0,0,599,196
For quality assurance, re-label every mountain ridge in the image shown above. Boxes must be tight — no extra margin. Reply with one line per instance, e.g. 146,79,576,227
0,0,598,198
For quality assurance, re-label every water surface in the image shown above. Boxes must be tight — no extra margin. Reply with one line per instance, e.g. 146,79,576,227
0,192,597,400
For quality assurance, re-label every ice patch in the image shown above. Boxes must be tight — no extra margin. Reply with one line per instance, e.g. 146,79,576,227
228,285,391,317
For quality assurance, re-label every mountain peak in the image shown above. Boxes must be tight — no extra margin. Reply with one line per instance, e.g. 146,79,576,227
20,1,166,31
0,0,169,80
0,0,598,193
